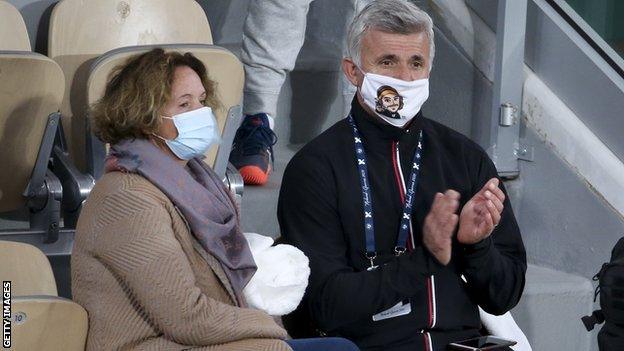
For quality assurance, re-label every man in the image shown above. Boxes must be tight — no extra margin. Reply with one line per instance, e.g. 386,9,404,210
229,0,371,186
278,1,527,350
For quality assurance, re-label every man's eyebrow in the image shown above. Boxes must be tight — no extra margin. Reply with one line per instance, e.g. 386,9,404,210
411,54,425,62
377,54,398,62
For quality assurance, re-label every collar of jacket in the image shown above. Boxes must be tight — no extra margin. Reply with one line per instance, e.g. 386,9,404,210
350,95,425,145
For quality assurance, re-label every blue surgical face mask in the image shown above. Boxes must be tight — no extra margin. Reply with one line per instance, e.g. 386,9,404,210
156,106,220,160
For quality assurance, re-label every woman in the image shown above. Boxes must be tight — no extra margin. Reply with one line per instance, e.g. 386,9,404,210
71,48,358,351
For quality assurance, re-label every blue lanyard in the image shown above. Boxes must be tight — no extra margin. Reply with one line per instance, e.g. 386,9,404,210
347,115,424,270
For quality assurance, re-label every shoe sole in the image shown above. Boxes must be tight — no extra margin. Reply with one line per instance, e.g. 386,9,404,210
239,165,271,185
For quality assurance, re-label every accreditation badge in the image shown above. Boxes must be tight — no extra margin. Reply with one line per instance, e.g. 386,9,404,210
372,299,411,322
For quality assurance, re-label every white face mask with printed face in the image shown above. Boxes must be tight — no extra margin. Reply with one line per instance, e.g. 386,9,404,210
359,70,429,128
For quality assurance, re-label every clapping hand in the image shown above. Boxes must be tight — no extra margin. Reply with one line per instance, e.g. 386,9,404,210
457,178,505,245
423,190,460,265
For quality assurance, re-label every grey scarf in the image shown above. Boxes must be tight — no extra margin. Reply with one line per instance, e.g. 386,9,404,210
106,138,256,305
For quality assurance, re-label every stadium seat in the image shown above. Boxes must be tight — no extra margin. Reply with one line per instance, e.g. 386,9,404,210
48,0,213,173
0,1,30,51
0,52,66,242
11,297,88,351
0,241,88,351
87,44,243,178
1,4,93,247
0,241,57,296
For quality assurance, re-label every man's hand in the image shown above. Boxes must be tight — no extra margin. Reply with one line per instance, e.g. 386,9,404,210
423,190,460,265
457,178,505,245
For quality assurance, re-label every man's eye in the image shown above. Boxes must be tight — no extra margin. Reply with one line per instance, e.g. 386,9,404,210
412,61,423,68
381,60,393,66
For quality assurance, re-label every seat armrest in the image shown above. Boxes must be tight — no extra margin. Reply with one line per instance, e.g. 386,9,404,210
224,162,244,207
51,145,95,228
19,112,63,243
213,105,243,179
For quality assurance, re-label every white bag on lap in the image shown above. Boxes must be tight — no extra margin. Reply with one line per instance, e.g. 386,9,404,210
479,308,532,351
243,233,310,316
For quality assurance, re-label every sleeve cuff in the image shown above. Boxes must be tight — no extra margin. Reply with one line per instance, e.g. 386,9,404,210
461,236,493,267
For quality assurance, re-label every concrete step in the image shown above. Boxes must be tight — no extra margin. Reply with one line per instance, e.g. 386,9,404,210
239,144,299,238
238,68,349,238
512,264,594,351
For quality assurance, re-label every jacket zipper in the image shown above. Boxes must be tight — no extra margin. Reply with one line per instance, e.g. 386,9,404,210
391,141,412,248
392,141,436,351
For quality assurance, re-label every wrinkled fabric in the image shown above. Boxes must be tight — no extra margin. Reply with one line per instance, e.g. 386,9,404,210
106,138,256,304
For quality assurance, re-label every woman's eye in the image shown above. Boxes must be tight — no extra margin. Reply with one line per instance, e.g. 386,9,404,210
179,102,189,108
200,99,207,105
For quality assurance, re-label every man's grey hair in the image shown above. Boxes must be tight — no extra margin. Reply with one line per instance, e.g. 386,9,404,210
346,0,435,70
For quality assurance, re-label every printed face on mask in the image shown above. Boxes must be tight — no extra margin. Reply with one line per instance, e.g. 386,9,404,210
342,29,432,127
360,71,429,127
155,65,220,160
382,95,401,112
376,86,404,118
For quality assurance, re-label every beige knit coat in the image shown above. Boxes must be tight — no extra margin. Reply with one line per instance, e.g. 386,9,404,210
71,172,291,350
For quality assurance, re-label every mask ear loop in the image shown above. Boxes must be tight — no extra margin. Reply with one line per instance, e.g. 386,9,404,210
353,64,366,99
151,133,168,142
150,132,185,160
153,115,177,141
354,64,368,80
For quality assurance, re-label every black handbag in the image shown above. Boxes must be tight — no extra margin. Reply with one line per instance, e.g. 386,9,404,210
582,237,624,351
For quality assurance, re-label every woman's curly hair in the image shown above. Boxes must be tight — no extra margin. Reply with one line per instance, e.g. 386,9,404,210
91,48,222,145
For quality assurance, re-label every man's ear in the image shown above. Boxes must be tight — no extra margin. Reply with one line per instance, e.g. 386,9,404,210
342,57,361,87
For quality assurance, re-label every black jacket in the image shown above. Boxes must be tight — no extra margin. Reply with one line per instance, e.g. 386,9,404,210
278,99,527,351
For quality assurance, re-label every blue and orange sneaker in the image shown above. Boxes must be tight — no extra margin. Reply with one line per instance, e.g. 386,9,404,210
229,113,277,185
